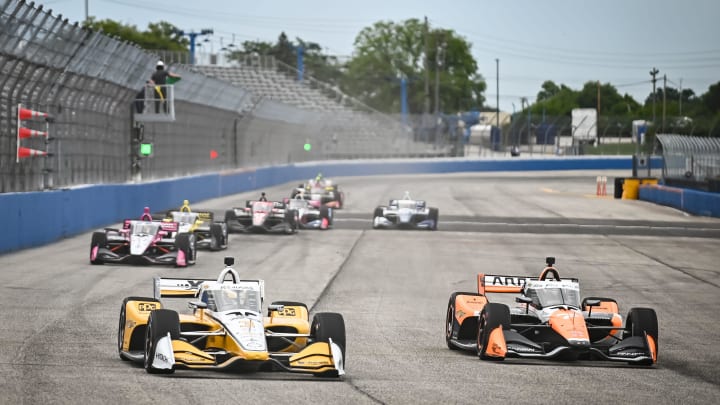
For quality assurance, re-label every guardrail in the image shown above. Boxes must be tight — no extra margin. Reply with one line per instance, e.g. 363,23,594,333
2,156,716,255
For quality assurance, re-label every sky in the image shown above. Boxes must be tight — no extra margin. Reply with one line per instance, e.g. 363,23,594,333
41,0,720,114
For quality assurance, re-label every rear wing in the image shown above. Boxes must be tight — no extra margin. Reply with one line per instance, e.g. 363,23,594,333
478,274,538,295
477,271,579,295
153,276,265,301
123,219,179,232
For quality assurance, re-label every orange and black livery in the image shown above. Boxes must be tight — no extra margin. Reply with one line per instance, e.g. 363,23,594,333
445,257,658,365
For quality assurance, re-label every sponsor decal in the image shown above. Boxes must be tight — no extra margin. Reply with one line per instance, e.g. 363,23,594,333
137,302,158,312
490,276,530,287
155,353,169,362
507,344,540,353
171,280,204,290
278,308,296,317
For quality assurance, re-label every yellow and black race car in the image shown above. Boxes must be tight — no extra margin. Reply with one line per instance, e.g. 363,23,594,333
117,257,345,377
164,200,228,250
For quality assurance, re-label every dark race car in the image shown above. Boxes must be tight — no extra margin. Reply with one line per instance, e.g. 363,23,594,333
225,194,299,234
90,207,197,267
372,191,438,230
445,257,658,365
164,200,228,251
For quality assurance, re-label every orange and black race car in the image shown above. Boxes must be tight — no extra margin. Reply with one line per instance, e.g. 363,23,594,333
445,257,658,365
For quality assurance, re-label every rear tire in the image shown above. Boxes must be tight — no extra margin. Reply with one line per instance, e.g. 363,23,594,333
477,303,510,361
311,312,346,360
446,292,482,350
118,296,160,361
90,232,107,265
144,309,179,374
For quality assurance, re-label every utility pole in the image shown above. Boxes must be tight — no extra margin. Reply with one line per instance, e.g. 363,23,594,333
496,58,500,131
662,74,667,133
650,67,659,126
423,16,430,115
679,78,683,116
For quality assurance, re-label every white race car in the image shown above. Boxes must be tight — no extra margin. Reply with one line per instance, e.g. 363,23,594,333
372,192,438,230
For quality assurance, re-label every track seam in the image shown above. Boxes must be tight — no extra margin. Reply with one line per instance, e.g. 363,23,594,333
309,229,385,405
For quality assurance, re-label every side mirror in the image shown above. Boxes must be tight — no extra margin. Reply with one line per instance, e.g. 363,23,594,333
516,296,533,304
516,296,533,314
268,304,285,313
584,299,600,316
189,300,207,310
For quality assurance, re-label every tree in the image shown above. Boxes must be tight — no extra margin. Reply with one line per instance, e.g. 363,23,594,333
82,18,187,51
341,19,485,114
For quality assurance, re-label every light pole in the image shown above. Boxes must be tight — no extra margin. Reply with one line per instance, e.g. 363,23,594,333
177,29,214,65
496,58,500,135
433,38,446,145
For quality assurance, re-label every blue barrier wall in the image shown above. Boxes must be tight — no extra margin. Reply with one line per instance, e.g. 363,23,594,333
639,185,720,217
0,155,699,255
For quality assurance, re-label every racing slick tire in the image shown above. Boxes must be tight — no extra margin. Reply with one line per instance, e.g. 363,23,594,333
175,233,197,266
209,223,226,251
224,210,240,233
311,312,346,360
144,309,180,374
284,209,299,234
320,206,333,227
372,207,384,229
428,207,439,230
625,307,658,365
90,232,107,265
118,296,160,361
477,303,510,361
445,292,481,350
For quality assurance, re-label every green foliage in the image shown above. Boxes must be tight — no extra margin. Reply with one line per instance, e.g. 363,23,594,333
341,19,485,114
82,18,188,51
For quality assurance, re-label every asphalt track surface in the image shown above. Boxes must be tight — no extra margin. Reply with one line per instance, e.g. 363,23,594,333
1,171,719,404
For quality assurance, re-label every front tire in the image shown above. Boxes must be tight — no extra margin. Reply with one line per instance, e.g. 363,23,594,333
311,312,346,360
428,208,439,230
90,232,107,265
175,233,196,266
209,223,226,251
144,309,180,374
477,303,510,361
625,307,658,365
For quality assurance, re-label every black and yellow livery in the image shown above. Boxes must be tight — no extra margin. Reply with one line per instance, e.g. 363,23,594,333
164,200,228,251
118,257,345,377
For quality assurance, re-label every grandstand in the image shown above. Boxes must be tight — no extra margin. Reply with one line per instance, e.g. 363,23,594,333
189,56,451,159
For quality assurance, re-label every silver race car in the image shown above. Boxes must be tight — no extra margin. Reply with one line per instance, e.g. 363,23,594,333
372,192,438,230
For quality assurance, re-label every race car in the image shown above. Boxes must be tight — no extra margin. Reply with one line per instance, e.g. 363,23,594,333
291,173,344,209
372,192,438,230
164,200,228,251
117,256,346,377
90,207,197,267
224,194,299,234
284,195,333,230
445,257,658,365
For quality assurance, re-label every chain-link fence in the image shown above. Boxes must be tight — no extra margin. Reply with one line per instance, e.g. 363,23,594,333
656,134,720,191
2,1,442,193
